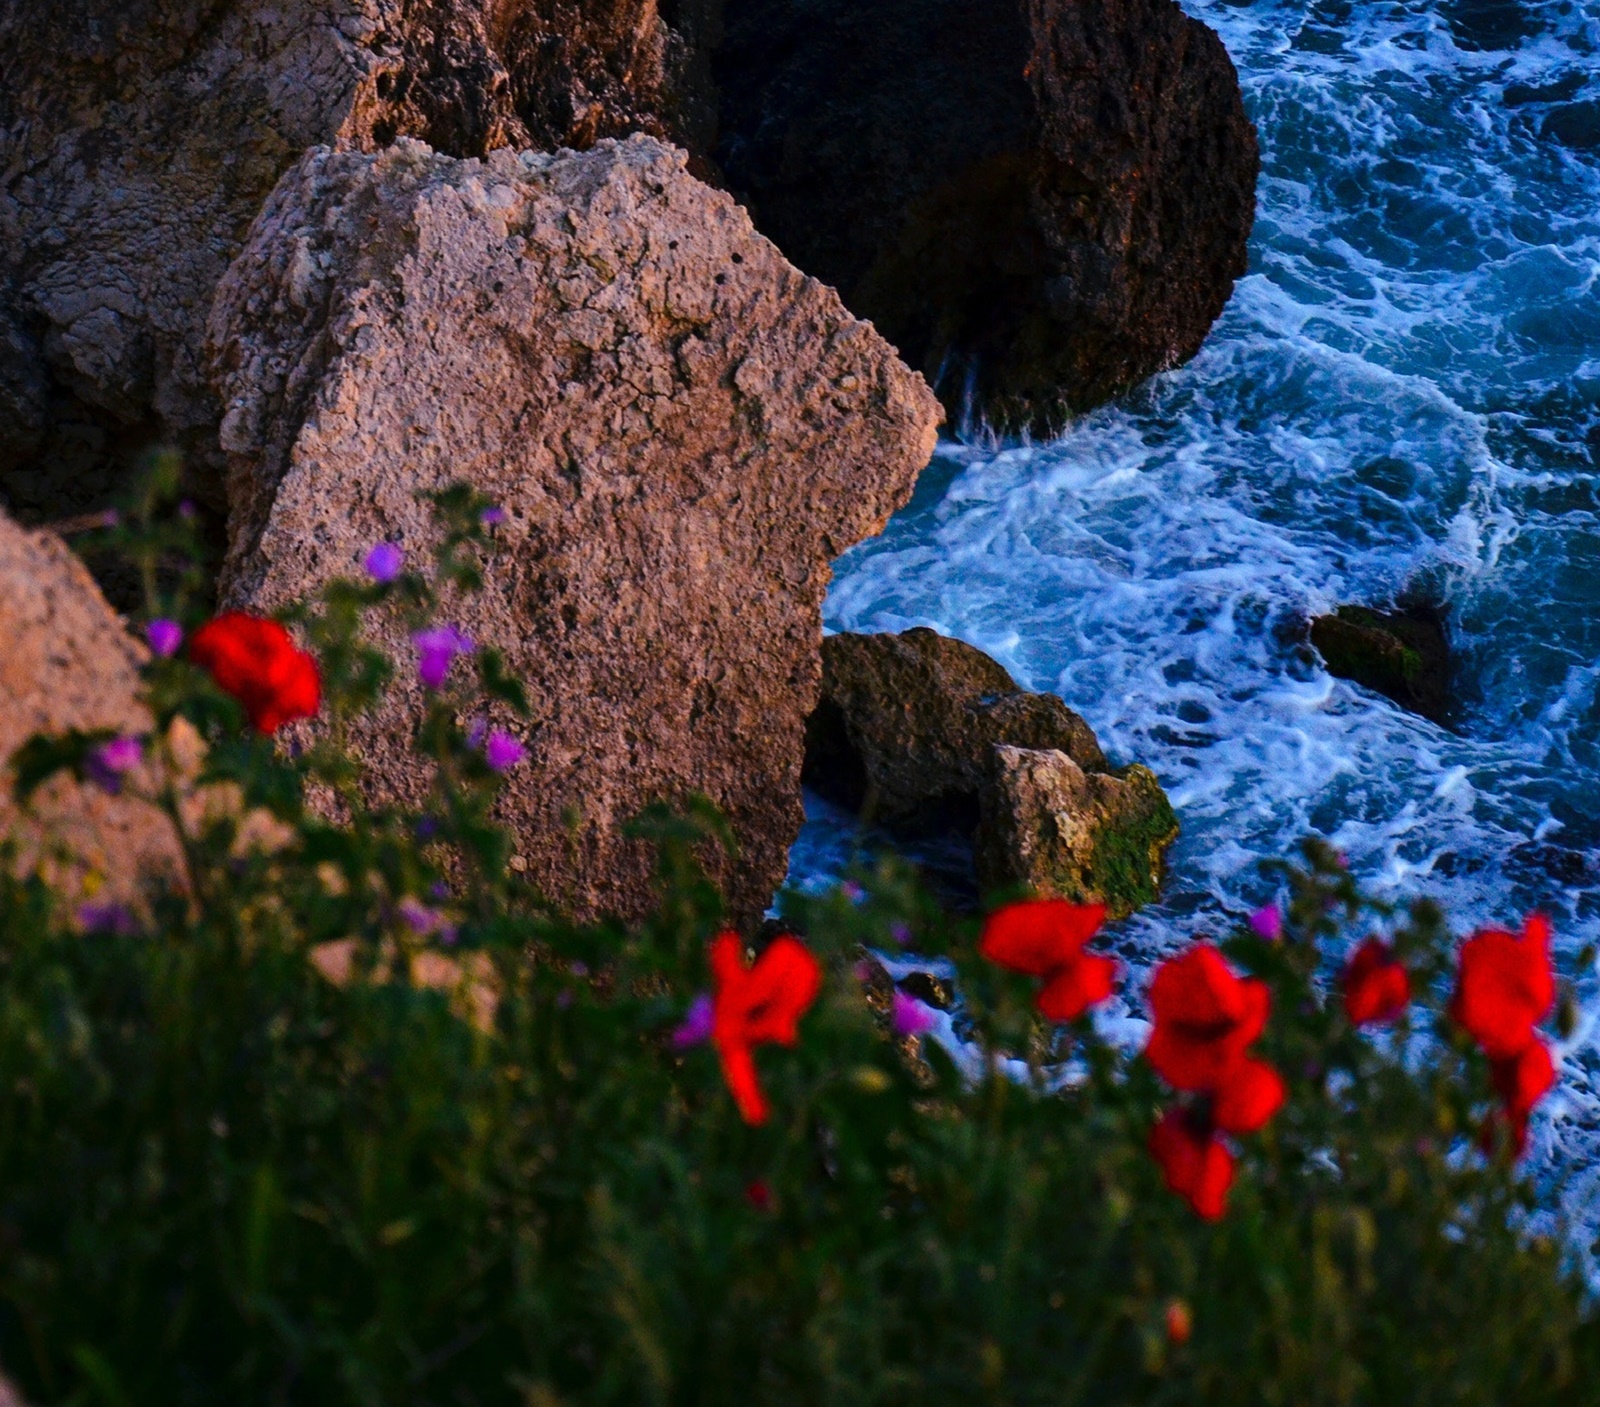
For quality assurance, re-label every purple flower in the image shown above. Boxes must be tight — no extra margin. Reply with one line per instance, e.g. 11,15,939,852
466,716,487,748
891,990,937,1038
1248,904,1283,941
397,897,441,933
484,729,526,772
430,880,451,901
84,736,143,795
413,625,474,689
841,880,866,904
177,499,197,520
888,921,913,946
364,541,405,583
415,815,440,840
480,505,507,527
77,902,137,936
670,993,714,1050
97,509,121,529
145,618,183,658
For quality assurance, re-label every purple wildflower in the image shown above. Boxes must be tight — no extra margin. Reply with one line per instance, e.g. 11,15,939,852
177,499,197,520
1248,904,1284,941
430,880,451,901
466,716,487,748
480,505,507,527
145,618,183,658
888,921,913,946
97,509,121,529
891,990,937,1038
413,625,474,689
397,897,441,934
77,902,138,936
670,993,714,1050
364,541,405,583
415,815,440,840
484,729,527,772
85,736,143,795
841,880,866,904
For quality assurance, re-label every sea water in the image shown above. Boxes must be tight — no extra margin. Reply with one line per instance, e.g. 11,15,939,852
786,0,1600,1253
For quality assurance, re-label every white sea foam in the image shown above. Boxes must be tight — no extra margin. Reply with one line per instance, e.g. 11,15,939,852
786,0,1600,1267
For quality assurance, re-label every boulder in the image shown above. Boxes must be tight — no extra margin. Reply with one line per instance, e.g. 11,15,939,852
976,746,1177,918
714,0,1258,432
0,511,184,908
206,134,941,925
804,627,1105,825
1309,603,1452,726
804,628,1176,914
0,0,717,528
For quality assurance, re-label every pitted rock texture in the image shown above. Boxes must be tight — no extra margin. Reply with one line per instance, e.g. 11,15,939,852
715,0,1258,432
976,746,1178,918
0,511,183,907
803,628,1176,914
0,0,716,529
207,135,941,924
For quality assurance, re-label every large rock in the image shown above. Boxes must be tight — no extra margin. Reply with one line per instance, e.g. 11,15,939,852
0,0,716,528
976,746,1177,918
804,628,1176,914
804,627,1106,824
714,0,1258,432
0,511,184,908
207,135,941,924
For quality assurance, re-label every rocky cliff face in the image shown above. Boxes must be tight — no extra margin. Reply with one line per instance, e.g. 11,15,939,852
208,135,941,923
0,0,714,529
715,0,1258,433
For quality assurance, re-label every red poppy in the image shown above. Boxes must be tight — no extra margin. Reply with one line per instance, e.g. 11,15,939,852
1148,1109,1234,1221
1489,1037,1556,1155
978,899,1118,1022
1341,937,1411,1026
1450,914,1554,1060
709,932,822,1126
1144,944,1271,1092
190,612,321,735
1209,1056,1286,1135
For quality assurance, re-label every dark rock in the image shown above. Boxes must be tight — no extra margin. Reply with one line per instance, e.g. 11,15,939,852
804,628,1176,914
1309,604,1453,725
714,0,1258,432
805,627,1106,827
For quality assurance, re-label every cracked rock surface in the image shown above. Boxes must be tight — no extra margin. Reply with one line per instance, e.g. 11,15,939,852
0,0,715,530
208,134,941,923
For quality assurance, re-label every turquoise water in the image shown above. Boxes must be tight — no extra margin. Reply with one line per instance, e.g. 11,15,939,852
789,0,1600,1243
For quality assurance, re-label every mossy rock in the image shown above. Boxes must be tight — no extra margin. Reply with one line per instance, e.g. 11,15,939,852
1309,604,1452,726
975,747,1179,919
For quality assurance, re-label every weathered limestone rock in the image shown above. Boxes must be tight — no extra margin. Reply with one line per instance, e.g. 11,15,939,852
1309,603,1453,726
803,627,1177,914
0,512,183,907
715,0,1258,431
207,134,941,924
803,627,1106,824
0,0,716,526
976,746,1177,918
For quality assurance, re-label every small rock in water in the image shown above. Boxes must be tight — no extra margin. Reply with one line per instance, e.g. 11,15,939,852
1309,603,1453,726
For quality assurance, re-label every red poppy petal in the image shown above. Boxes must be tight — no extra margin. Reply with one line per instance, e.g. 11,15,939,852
716,1041,769,1125
1342,939,1411,1026
980,899,1106,977
1492,1039,1555,1121
1148,1109,1235,1221
1211,1057,1286,1135
1036,951,1120,1022
739,937,822,1046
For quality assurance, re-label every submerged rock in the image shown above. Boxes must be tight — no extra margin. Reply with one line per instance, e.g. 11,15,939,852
804,628,1176,914
0,0,715,526
0,511,183,907
1309,604,1452,726
714,0,1258,432
208,135,941,925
